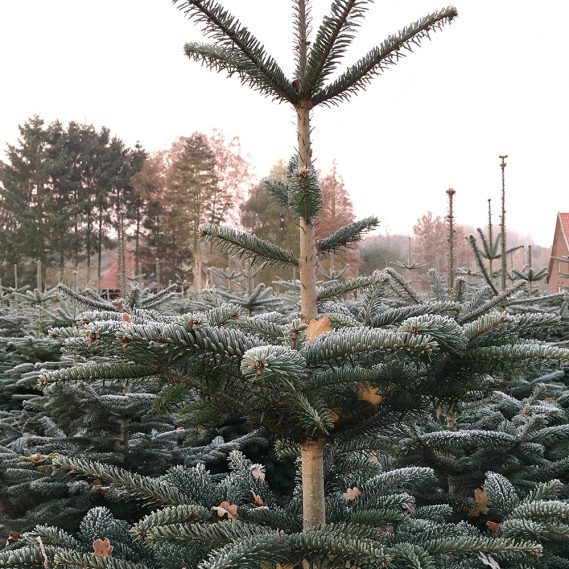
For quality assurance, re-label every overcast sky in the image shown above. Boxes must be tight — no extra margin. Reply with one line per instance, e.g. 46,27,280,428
1,0,567,246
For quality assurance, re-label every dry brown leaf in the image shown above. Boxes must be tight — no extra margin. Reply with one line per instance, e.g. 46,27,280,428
93,538,113,558
544,396,556,402
122,312,132,322
36,537,49,569
368,453,380,465
486,520,502,534
330,408,342,423
213,500,239,520
468,488,489,517
402,502,416,514
91,479,110,495
304,315,333,344
5,531,22,546
251,467,266,482
276,564,295,569
251,491,265,507
356,383,382,406
342,487,362,501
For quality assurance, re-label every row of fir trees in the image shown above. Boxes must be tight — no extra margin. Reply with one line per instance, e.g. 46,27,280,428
2,1,569,569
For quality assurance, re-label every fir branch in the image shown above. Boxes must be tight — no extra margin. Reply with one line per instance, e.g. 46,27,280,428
52,456,190,506
316,216,379,254
132,505,216,538
33,526,82,549
477,226,499,260
200,223,299,267
241,345,307,386
140,284,179,309
0,545,63,568
317,275,379,301
468,343,569,365
53,551,149,569
292,0,312,83
384,267,424,304
199,534,292,569
303,0,372,94
371,301,460,328
57,284,118,312
467,234,499,294
263,177,291,210
289,393,334,436
174,0,298,102
183,43,295,103
421,536,541,558
399,314,466,355
483,472,520,515
288,164,323,221
40,363,157,386
464,312,517,347
312,7,457,106
301,328,436,365
457,281,526,324
138,520,276,546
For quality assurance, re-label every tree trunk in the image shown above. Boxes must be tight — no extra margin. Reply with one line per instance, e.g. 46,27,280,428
135,206,141,279
300,439,326,528
296,101,318,324
97,210,103,290
86,208,92,283
193,239,202,292
295,0,325,530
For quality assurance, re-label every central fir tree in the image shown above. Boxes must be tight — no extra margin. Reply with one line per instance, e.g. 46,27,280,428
6,1,569,569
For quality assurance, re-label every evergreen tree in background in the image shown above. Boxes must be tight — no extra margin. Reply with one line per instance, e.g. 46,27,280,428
240,161,300,285
0,117,146,287
316,163,359,275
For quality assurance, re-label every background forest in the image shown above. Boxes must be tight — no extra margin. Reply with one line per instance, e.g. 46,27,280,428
0,117,549,293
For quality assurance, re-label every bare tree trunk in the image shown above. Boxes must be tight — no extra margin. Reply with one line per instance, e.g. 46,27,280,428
300,439,325,529
97,210,103,290
193,237,202,292
295,0,325,531
297,101,318,324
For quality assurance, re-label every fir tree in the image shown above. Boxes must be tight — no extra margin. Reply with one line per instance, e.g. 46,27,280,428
8,1,569,568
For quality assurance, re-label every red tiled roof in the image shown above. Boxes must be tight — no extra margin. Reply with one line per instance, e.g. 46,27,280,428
560,212,569,249
547,212,569,285
100,251,136,290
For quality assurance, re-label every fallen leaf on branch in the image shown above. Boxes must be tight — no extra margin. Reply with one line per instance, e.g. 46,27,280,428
251,467,266,482
5,531,21,546
486,521,502,534
468,488,489,517
252,491,265,507
304,315,332,344
343,487,361,501
93,538,113,558
213,500,239,520
357,382,382,405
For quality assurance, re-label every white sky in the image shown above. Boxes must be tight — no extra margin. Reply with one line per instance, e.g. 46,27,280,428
1,0,567,246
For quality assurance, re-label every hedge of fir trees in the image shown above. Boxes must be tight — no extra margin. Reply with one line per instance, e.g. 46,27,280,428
2,1,569,569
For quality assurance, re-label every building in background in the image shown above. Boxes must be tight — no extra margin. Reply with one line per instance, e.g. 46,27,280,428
547,212,569,292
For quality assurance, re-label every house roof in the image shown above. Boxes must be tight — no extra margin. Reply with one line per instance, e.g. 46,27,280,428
547,212,569,283
560,212,569,248
100,250,136,290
